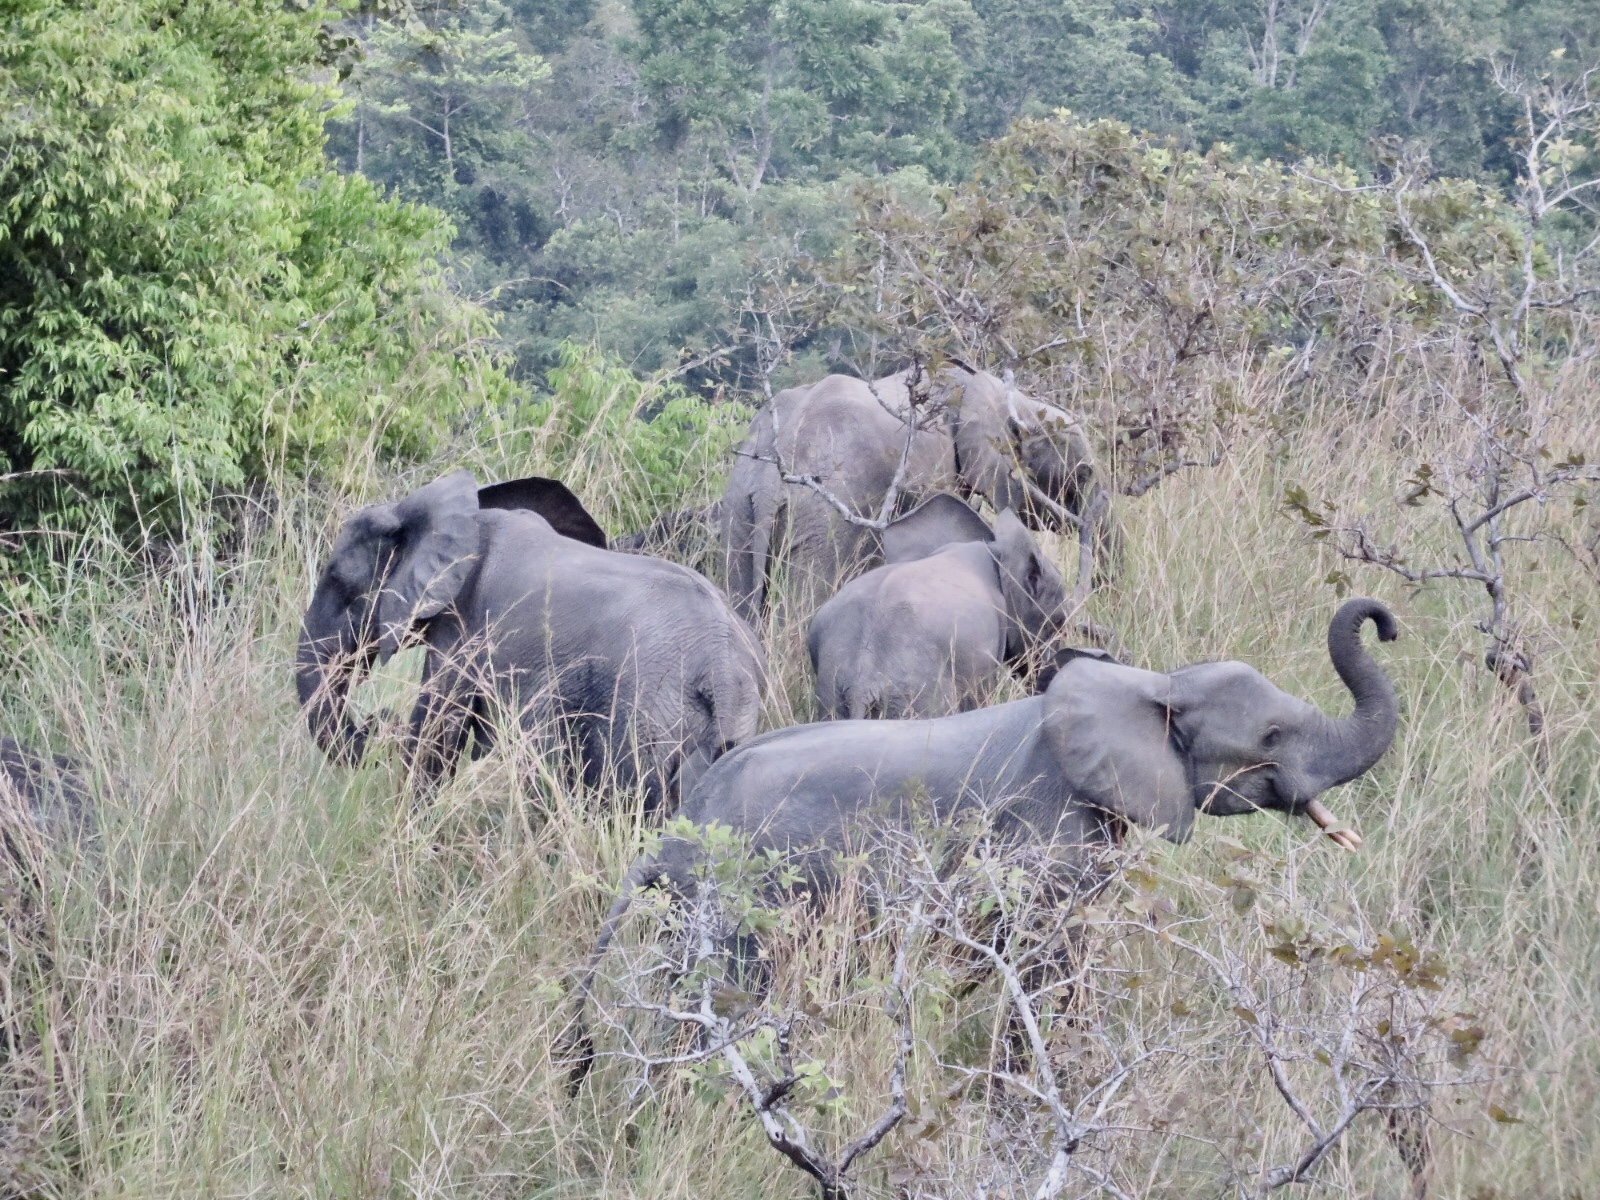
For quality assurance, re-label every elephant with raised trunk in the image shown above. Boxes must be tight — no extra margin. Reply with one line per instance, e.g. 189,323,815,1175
721,367,1104,624
807,494,1069,719
570,599,1400,1075
296,472,767,813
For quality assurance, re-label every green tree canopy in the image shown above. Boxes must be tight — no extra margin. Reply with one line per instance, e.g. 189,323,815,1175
631,0,972,188
0,0,509,536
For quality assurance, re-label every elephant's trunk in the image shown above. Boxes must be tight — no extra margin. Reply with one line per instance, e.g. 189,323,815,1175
295,578,374,766
1301,598,1400,797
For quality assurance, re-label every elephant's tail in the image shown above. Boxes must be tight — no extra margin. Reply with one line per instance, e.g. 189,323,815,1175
561,856,674,1091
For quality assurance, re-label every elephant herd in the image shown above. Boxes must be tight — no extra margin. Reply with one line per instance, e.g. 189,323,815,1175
5,364,1401,1111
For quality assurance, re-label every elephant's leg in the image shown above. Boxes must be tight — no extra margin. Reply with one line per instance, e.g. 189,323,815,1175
465,694,493,761
403,630,481,796
783,497,875,621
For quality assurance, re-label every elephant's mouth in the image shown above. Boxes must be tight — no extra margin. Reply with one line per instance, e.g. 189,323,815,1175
1192,764,1286,817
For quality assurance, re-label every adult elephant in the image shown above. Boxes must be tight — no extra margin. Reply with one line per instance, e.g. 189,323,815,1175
569,599,1398,1073
295,471,767,814
721,367,1102,625
807,494,1069,719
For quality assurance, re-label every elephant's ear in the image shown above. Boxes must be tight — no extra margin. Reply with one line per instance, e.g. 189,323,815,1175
1010,401,1093,513
477,476,608,549
1033,645,1122,694
990,508,1068,655
375,470,481,660
882,493,993,564
1040,659,1195,843
946,372,1028,513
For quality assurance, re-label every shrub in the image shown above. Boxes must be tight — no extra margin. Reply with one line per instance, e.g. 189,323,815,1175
0,0,514,540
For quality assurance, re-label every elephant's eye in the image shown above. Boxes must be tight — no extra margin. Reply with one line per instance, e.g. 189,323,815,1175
1262,725,1283,751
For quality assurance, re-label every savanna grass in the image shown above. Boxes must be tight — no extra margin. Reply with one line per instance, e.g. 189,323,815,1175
1,354,1596,1198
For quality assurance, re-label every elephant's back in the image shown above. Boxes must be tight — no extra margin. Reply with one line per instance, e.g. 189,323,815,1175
783,375,950,480
816,552,1000,653
684,700,1052,847
478,510,746,638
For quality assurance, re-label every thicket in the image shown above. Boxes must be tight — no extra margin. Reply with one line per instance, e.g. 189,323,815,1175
0,0,513,538
4,2,1600,1196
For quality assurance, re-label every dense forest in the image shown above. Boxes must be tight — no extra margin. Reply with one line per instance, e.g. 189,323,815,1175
4,1,1600,1197
325,0,1600,380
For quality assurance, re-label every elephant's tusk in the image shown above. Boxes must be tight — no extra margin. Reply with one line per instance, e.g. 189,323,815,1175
1305,799,1363,851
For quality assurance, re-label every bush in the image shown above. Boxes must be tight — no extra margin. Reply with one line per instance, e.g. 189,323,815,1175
516,341,750,533
0,0,515,540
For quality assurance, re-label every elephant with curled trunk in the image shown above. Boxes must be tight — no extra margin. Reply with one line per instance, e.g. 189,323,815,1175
807,494,1069,719
720,367,1102,624
569,599,1400,1075
296,471,767,813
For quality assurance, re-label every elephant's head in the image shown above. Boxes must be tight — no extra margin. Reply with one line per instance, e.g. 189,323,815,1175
1041,599,1399,844
296,471,606,764
989,508,1069,662
296,471,481,764
944,371,1095,532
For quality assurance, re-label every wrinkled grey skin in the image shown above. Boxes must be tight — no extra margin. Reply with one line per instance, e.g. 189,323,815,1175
721,368,1100,624
570,599,1399,1074
1,737,95,871
296,471,767,813
807,495,1069,719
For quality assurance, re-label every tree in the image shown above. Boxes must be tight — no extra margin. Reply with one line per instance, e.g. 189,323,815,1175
959,0,1198,141
629,0,972,194
0,0,509,538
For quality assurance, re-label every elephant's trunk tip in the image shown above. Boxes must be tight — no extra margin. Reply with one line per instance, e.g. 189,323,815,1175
1331,597,1400,650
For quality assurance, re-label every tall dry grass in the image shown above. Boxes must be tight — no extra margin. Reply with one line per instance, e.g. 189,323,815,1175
2,352,1597,1199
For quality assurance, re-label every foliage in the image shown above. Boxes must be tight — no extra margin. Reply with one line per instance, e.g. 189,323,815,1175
521,342,750,532
320,0,1600,384
629,0,972,189
3,325,1598,1194
581,818,1491,1198
1283,62,1600,754
0,0,512,539
806,117,1524,485
960,0,1199,141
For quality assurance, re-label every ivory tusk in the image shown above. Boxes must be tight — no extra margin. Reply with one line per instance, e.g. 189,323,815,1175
1305,798,1363,852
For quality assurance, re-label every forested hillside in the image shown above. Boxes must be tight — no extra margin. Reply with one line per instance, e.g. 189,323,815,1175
325,0,1600,379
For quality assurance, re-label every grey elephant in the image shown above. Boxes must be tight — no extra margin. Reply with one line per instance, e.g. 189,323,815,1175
570,599,1398,1074
807,494,1069,719
721,367,1102,625
295,471,767,813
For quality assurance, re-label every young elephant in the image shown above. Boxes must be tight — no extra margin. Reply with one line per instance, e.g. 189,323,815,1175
806,494,1069,719
296,471,767,813
570,599,1399,1074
